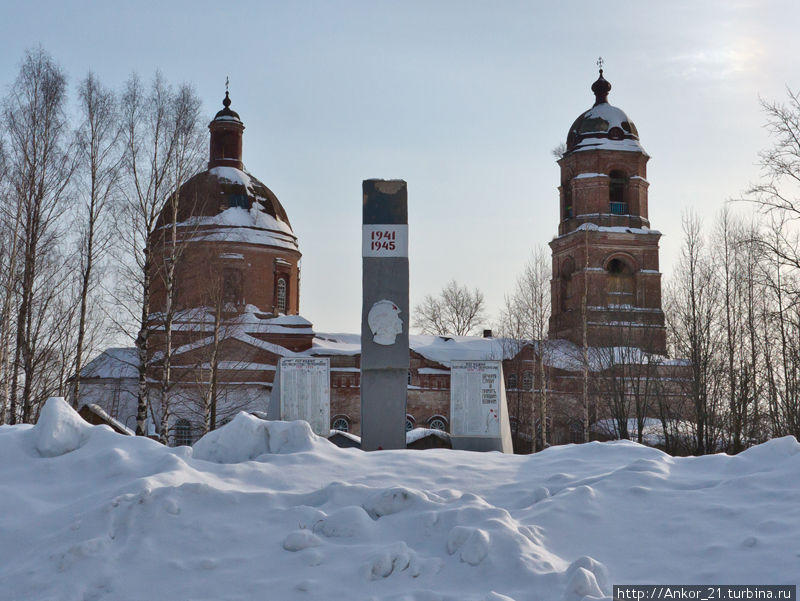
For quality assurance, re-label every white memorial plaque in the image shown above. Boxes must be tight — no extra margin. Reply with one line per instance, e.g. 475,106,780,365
362,224,408,257
450,360,504,437
278,357,330,436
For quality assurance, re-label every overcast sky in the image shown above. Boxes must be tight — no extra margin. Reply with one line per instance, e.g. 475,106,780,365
2,1,798,334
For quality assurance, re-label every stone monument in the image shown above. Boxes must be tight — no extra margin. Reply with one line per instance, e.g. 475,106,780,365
361,179,409,451
449,360,513,453
268,357,330,436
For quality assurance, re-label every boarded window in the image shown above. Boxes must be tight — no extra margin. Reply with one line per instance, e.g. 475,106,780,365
223,268,243,306
606,258,635,305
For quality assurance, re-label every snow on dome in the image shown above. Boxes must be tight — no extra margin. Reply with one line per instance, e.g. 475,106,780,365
33,397,93,457
566,102,646,155
157,165,299,252
565,69,646,155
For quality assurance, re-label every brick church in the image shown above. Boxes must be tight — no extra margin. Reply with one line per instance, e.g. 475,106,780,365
76,69,685,450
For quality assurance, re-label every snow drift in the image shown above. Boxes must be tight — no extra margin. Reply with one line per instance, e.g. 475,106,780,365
0,401,798,601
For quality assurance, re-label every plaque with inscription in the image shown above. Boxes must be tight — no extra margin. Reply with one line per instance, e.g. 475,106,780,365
278,357,330,436
450,360,513,452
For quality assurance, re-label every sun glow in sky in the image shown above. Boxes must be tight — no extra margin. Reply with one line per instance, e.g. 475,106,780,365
1,0,799,335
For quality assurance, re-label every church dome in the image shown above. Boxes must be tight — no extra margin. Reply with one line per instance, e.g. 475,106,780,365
154,93,298,252
160,166,298,251
565,69,645,155
148,90,302,319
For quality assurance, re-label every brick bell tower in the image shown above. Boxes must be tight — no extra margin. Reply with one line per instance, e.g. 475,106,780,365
548,66,666,355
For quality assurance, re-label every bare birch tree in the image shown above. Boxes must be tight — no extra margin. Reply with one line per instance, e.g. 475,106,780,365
3,47,75,423
115,72,203,437
497,246,551,451
71,73,121,406
666,212,723,454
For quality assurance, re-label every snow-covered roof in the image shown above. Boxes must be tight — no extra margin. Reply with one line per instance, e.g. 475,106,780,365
405,427,450,444
81,403,135,436
572,172,608,180
557,222,662,239
148,306,314,335
307,333,510,366
79,348,139,379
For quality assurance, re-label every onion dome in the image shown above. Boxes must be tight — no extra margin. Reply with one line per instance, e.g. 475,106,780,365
213,90,241,121
565,69,645,155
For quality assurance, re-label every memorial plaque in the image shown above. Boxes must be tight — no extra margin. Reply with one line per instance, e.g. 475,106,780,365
271,357,330,436
361,179,409,451
450,360,513,453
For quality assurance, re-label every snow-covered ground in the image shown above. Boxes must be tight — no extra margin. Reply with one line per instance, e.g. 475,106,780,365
1,399,799,601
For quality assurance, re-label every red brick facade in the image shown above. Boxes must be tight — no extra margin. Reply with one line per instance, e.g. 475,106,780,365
548,71,666,354
79,77,687,451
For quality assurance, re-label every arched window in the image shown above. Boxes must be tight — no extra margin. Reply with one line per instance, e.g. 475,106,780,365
609,170,627,214
522,371,533,391
535,417,553,448
606,257,635,306
508,373,518,390
405,415,416,432
223,268,243,306
276,278,287,313
229,193,249,209
428,416,448,432
174,419,192,447
560,258,575,313
569,421,585,444
563,182,573,220
331,416,350,432
408,370,412,385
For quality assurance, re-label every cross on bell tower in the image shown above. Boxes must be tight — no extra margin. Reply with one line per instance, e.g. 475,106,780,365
548,68,667,355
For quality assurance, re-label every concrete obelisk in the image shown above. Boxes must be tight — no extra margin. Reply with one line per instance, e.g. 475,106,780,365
360,179,409,451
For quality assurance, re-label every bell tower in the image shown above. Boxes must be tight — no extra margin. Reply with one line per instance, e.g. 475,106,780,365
548,67,666,354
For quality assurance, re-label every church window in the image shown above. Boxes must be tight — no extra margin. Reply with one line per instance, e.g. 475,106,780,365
606,257,635,306
332,416,350,432
563,182,573,220
174,419,192,447
522,371,533,390
609,170,628,214
569,420,584,444
508,373,518,389
428,416,448,431
228,193,249,209
560,258,575,312
276,278,287,313
535,417,552,448
223,268,243,306
405,414,416,432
